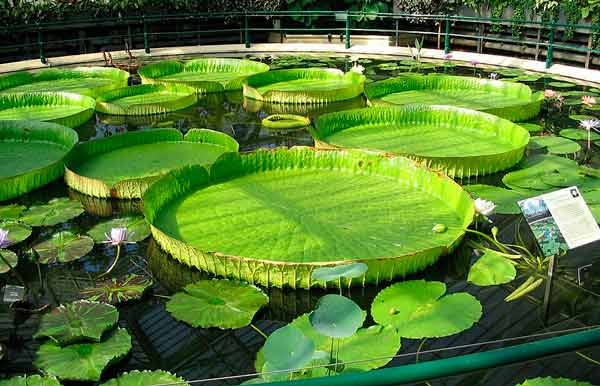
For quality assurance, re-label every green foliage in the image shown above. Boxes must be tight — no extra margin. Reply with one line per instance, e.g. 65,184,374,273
33,231,94,264
0,375,61,386
516,377,594,386
263,325,315,373
20,198,84,227
311,263,368,283
309,294,363,338
96,84,197,116
0,220,32,245
0,249,18,274
464,184,527,214
99,370,189,386
79,274,153,304
468,248,518,286
87,216,150,243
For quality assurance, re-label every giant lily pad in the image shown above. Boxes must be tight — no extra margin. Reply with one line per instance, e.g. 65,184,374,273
34,300,119,345
243,68,365,104
0,204,26,220
79,274,153,304
34,327,132,382
20,198,84,227
371,280,482,338
464,185,527,215
0,375,62,386
529,136,581,154
313,106,529,178
516,377,593,386
0,92,95,128
256,313,401,375
468,248,518,286
0,67,129,98
309,294,363,338
100,370,189,386
0,120,78,201
166,279,269,329
263,325,315,373
311,263,368,283
96,84,197,115
65,128,238,199
365,74,543,121
143,147,475,288
139,58,269,93
87,216,150,243
0,220,32,245
33,231,94,264
0,249,18,273
502,155,578,193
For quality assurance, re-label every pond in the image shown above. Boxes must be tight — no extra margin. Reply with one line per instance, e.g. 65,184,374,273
1,54,600,386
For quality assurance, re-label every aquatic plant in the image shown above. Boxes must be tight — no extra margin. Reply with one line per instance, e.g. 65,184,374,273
99,370,190,386
465,185,527,215
0,120,78,201
0,227,18,275
582,95,597,107
516,377,594,386
262,325,315,376
0,375,62,386
79,274,153,305
100,227,135,276
96,84,197,115
579,119,600,150
529,135,581,155
20,198,84,227
261,114,310,130
311,263,368,290
33,231,94,264
467,248,518,286
87,216,150,243
309,294,363,339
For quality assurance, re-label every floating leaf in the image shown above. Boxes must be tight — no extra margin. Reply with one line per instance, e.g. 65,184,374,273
34,300,118,345
166,279,269,329
311,263,368,283
96,84,197,116
0,220,32,245
33,231,94,264
569,114,596,121
464,184,527,214
309,294,363,338
0,375,61,386
371,280,482,338
87,216,150,243
540,170,586,188
0,249,18,273
559,129,600,141
529,136,581,155
34,327,132,382
99,370,189,386
263,325,315,373
518,123,544,133
547,81,575,88
564,98,583,106
79,274,152,304
516,377,593,386
502,155,578,193
0,204,26,220
468,248,518,286
20,198,84,227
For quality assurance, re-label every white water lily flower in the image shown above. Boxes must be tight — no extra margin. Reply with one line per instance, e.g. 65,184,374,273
489,72,499,80
474,198,496,217
102,227,134,247
580,119,600,133
0,229,10,249
350,64,365,74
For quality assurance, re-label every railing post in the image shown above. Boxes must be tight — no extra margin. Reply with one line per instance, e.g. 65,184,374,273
37,25,47,64
244,13,251,48
345,13,351,49
143,15,150,54
444,16,451,54
546,22,555,68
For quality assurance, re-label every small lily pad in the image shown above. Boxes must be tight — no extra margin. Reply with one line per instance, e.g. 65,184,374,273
263,325,315,373
516,377,593,386
34,300,119,345
311,263,368,283
166,279,269,329
0,249,18,273
518,123,544,133
468,248,517,286
87,216,150,243
34,327,132,382
569,114,596,121
529,136,581,155
79,274,152,304
559,129,600,141
547,81,576,88
371,280,482,338
502,155,578,193
591,88,600,94
309,294,363,339
564,98,583,106
20,198,84,227
0,220,32,245
464,184,527,214
541,171,586,188
0,204,26,220
513,75,541,82
496,68,524,77
33,231,94,264
0,375,62,386
99,370,189,386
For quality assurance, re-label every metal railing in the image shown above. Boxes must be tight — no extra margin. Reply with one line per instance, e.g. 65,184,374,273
1,11,599,68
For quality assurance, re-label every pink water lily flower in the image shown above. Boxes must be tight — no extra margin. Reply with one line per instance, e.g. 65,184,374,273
0,229,11,249
103,227,134,247
469,59,479,66
544,89,557,98
443,53,452,61
582,95,597,107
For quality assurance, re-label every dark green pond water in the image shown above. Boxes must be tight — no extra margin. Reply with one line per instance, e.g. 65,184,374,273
1,54,600,386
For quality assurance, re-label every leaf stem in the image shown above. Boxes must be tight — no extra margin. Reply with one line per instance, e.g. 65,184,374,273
465,228,509,253
99,244,121,278
250,323,268,339
0,251,26,287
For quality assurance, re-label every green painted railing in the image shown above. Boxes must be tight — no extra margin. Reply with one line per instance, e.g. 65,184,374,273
1,11,600,68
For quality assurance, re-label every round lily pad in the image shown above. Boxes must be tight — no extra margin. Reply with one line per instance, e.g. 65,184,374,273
33,231,94,264
313,105,530,178
34,327,132,382
0,375,62,386
529,136,581,155
34,300,119,345
496,68,525,77
166,279,269,329
513,75,541,82
0,220,32,245
464,184,527,215
570,114,596,121
547,81,576,88
516,377,593,386
96,84,197,116
541,171,586,188
263,325,315,373
559,129,600,141
87,216,150,243
371,280,482,338
468,248,517,286
518,123,544,133
20,198,84,227
0,204,26,220
79,274,152,304
502,154,578,193
66,128,238,199
0,249,18,273
309,294,363,338
99,370,189,386
144,148,475,288
262,114,310,130
311,263,368,283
